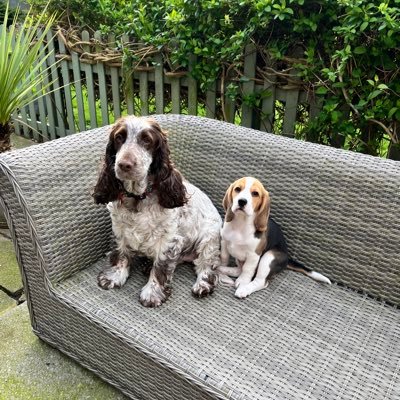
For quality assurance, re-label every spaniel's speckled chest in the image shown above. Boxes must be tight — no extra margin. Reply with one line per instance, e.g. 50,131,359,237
107,199,179,259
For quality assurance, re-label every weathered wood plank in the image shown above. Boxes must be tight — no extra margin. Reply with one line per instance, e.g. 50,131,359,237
94,31,109,125
282,89,299,137
39,27,57,140
188,55,197,115
17,28,31,139
47,30,66,136
82,30,97,128
71,51,86,132
171,78,181,114
58,31,75,134
241,43,256,128
154,53,164,114
108,34,121,120
139,71,149,116
205,82,217,119
122,35,135,115
260,73,277,133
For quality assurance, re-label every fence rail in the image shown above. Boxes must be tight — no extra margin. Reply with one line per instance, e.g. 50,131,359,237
9,27,322,141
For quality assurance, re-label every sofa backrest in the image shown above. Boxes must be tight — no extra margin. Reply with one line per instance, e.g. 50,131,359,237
155,115,400,305
1,114,399,305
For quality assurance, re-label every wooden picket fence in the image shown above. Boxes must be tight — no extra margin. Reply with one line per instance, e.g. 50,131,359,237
11,28,323,141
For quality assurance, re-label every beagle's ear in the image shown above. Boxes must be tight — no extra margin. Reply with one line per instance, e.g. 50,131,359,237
254,189,270,232
222,184,235,223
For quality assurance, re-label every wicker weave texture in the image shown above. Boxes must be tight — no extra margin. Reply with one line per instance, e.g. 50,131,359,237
154,115,400,305
53,258,400,400
0,127,112,284
0,114,400,400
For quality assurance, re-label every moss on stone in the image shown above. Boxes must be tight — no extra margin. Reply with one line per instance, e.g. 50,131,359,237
0,304,127,399
0,238,22,293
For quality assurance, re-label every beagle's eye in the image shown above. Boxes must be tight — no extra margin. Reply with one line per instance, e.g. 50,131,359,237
251,191,259,197
234,187,241,193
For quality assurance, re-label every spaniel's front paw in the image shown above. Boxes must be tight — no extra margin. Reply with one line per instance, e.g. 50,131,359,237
192,272,216,298
139,282,169,307
98,264,129,289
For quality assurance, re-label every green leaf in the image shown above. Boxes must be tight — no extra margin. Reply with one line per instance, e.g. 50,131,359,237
360,21,368,31
353,46,366,54
315,86,328,95
388,107,398,118
367,90,382,101
377,83,389,90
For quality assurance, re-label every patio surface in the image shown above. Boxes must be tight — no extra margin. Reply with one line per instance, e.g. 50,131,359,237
0,134,127,399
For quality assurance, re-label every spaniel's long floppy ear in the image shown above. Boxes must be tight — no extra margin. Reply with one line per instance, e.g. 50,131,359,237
92,126,123,204
147,119,188,208
157,167,188,209
254,189,271,232
222,184,235,223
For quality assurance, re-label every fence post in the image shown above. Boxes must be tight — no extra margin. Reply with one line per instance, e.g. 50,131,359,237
94,31,110,126
47,30,66,136
58,29,76,134
241,43,256,128
154,53,164,114
108,33,122,120
82,30,98,128
188,54,198,115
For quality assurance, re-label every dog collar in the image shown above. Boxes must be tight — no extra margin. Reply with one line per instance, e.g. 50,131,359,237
121,183,154,201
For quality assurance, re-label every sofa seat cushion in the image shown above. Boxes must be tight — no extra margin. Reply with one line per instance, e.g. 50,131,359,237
52,259,400,400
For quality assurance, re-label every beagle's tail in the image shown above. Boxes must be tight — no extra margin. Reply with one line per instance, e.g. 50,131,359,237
287,259,331,285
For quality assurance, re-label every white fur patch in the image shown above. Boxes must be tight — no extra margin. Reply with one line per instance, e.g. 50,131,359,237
307,271,332,284
98,258,130,289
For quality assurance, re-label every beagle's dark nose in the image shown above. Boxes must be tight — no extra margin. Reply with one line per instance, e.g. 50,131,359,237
118,161,134,172
238,198,247,208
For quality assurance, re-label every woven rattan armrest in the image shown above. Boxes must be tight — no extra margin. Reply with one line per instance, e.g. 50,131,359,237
0,126,112,284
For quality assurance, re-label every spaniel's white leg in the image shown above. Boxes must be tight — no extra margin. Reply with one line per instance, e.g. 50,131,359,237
98,251,130,289
140,261,177,307
192,234,220,297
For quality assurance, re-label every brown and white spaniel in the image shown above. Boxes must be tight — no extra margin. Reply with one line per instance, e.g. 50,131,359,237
219,177,331,298
93,116,221,307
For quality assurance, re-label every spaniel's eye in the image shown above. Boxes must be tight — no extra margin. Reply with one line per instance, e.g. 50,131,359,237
140,132,153,146
115,134,123,143
251,191,259,197
234,187,241,193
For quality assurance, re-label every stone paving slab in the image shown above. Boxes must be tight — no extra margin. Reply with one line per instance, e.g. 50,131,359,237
0,290,16,314
0,303,128,400
0,234,22,294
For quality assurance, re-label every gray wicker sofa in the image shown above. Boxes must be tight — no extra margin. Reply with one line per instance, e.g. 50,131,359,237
0,114,399,400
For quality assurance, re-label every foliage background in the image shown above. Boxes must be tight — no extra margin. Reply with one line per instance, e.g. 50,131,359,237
25,0,400,159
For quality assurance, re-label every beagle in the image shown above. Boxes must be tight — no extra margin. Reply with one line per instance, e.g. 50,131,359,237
219,177,331,298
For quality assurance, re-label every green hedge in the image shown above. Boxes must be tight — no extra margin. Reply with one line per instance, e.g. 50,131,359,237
28,0,400,159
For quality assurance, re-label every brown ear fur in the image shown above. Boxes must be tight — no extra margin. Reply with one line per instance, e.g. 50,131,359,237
147,119,188,209
222,184,235,222
254,189,270,232
92,123,123,204
157,167,188,209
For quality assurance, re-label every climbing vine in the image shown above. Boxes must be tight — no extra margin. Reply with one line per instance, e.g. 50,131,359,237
26,0,400,158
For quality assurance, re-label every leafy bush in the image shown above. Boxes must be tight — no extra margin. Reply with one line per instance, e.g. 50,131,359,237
27,0,400,158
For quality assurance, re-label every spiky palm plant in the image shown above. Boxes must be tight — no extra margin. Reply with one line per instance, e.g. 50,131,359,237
0,3,56,152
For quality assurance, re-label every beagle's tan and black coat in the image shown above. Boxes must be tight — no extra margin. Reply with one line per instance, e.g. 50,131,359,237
219,177,331,298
